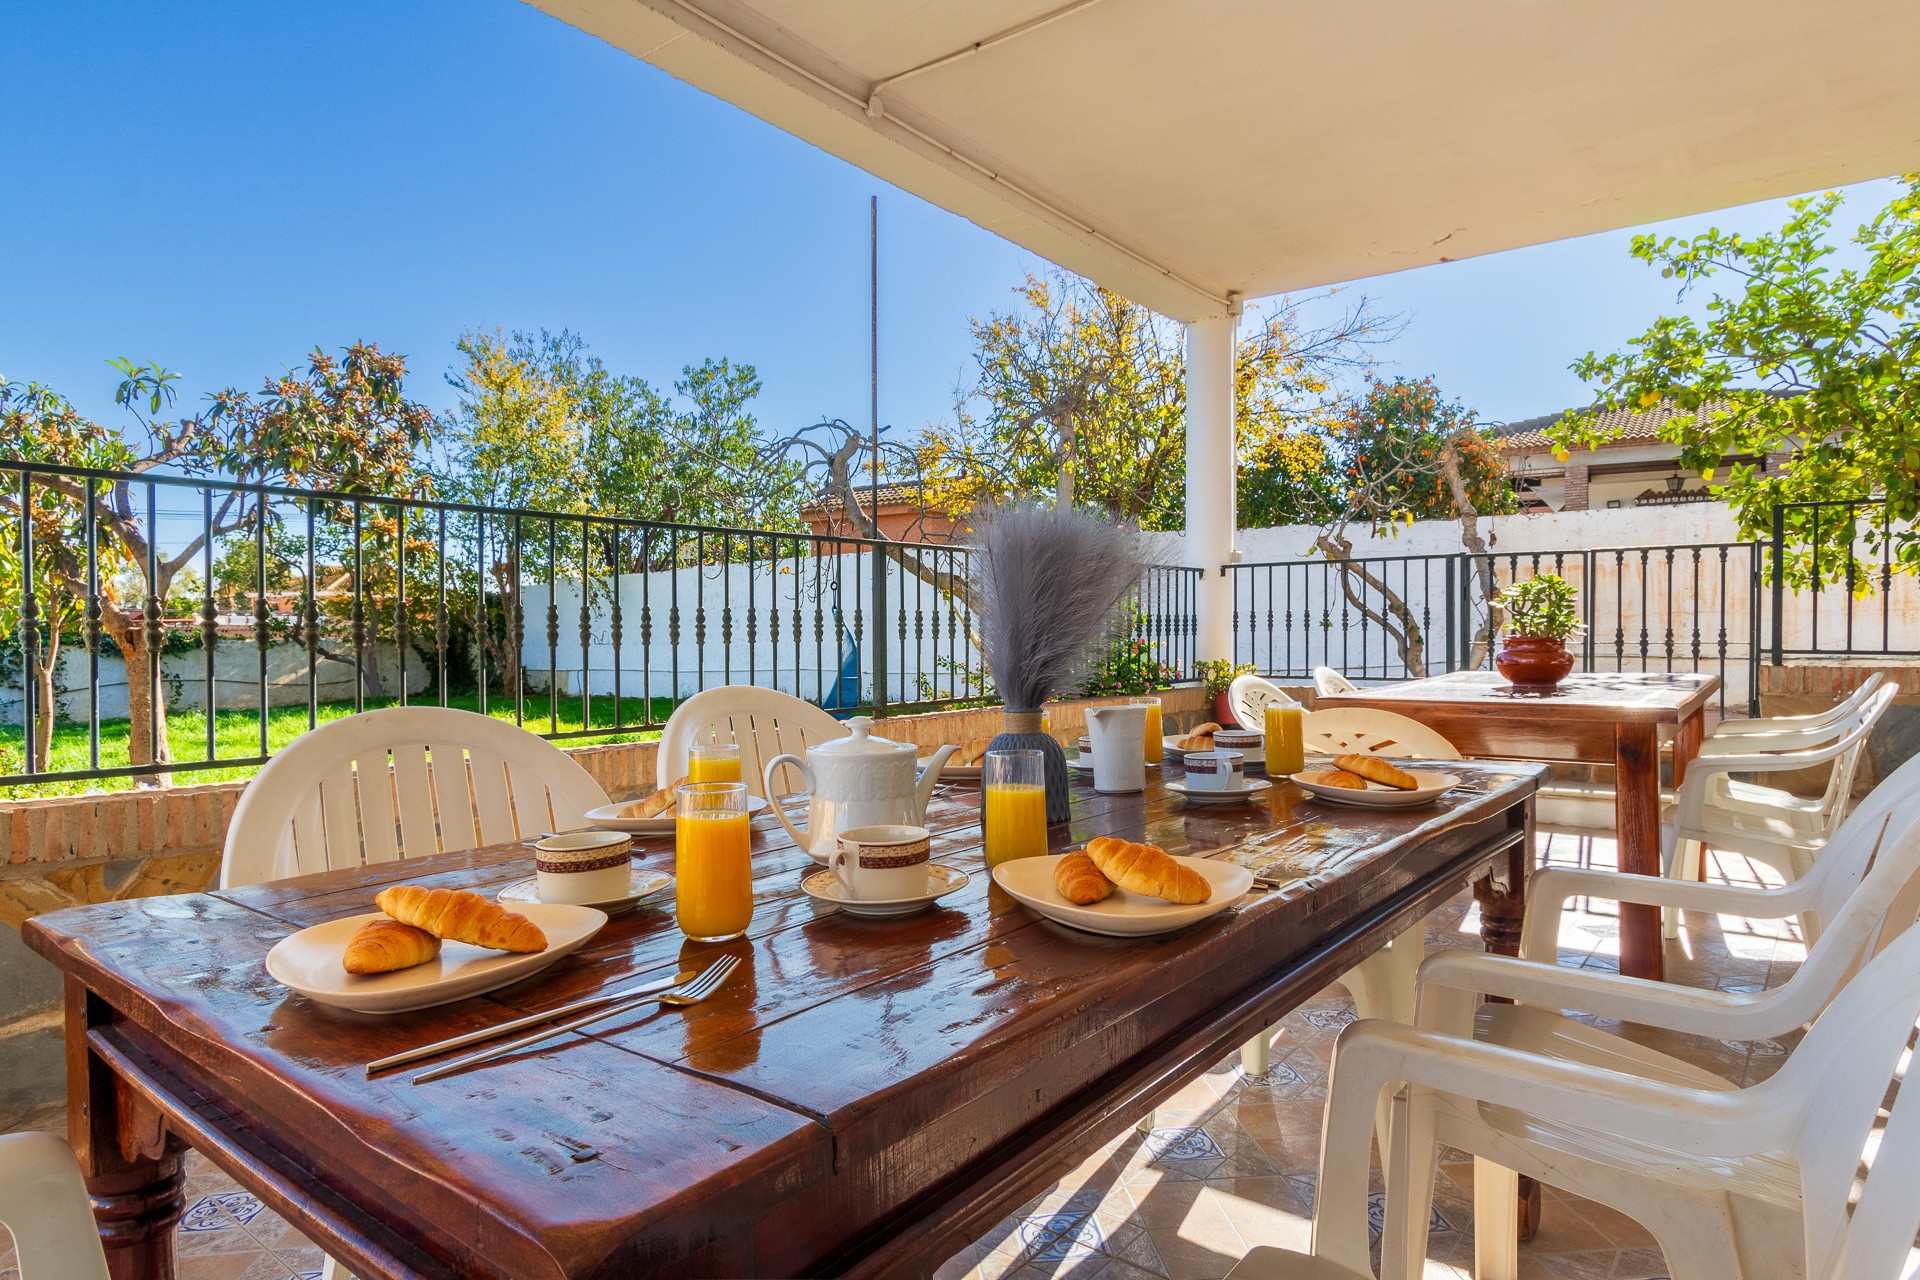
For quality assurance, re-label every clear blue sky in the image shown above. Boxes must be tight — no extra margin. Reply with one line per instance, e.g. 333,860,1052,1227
1,1,1903,446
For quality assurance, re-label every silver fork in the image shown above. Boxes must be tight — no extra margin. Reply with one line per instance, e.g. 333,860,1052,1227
410,955,740,1085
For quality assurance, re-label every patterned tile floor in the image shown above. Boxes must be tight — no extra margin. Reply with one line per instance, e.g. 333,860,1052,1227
1,832,1810,1280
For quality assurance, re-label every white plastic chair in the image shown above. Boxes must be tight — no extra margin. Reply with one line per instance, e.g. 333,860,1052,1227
1698,673,1885,751
0,1132,110,1280
1298,707,1464,762
1227,673,1294,731
1311,665,1357,697
1365,905,1920,1280
221,707,610,888
655,685,850,799
1663,683,1894,939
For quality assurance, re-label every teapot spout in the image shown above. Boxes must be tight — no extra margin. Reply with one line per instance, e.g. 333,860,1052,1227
911,743,958,822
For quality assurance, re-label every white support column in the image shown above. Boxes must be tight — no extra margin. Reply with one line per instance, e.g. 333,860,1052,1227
1184,308,1238,662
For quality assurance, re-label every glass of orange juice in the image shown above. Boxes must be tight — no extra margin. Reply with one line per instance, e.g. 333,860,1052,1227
675,781,753,941
1130,696,1163,764
689,743,742,785
1265,702,1306,776
983,749,1048,867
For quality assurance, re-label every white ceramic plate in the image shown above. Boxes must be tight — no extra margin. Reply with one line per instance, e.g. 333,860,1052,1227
1291,769,1461,808
993,855,1254,938
1165,777,1274,804
585,794,770,836
1068,753,1161,773
265,904,607,1014
920,758,983,782
801,864,972,918
496,867,674,914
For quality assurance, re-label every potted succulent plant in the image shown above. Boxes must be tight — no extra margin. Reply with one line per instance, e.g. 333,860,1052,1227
1195,659,1256,727
1494,574,1583,692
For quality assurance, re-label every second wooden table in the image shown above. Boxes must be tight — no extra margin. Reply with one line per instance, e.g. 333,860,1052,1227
1318,669,1718,980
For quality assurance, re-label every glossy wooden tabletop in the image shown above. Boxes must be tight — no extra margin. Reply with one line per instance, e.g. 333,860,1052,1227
1318,670,1721,723
28,759,1546,1280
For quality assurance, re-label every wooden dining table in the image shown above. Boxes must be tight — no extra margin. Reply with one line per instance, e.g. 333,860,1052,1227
1317,670,1720,982
26,757,1545,1280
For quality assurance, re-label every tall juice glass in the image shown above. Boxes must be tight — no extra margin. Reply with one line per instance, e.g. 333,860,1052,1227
983,749,1048,867
1131,696,1163,763
1265,702,1306,776
688,743,742,785
676,782,752,941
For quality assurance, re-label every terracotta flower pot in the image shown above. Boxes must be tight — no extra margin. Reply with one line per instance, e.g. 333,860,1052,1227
1213,690,1238,728
1494,635,1575,692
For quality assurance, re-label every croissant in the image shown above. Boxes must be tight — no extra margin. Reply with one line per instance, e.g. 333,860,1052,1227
953,738,994,766
1053,851,1115,905
1333,754,1419,790
343,918,441,975
1084,836,1211,904
1318,769,1369,790
1177,722,1221,751
626,776,688,820
374,886,549,953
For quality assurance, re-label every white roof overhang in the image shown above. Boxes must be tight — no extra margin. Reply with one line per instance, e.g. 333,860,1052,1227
531,0,1920,321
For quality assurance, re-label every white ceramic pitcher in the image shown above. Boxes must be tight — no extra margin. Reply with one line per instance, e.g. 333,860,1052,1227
764,717,957,863
1084,703,1149,794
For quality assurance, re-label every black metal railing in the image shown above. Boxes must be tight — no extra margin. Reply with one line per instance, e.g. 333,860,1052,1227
1230,541,1766,716
1769,498,1920,662
1,460,1198,788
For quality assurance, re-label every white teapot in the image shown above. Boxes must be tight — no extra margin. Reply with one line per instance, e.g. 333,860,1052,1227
764,717,957,863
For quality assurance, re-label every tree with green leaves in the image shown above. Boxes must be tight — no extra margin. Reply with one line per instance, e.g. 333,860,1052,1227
0,344,439,779
1555,175,1920,589
1316,376,1515,674
916,271,1391,528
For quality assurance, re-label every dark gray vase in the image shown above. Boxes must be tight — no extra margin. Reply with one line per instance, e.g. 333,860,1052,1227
989,708,1071,824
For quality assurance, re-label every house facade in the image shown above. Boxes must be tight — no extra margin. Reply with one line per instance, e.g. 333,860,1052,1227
1487,400,1788,512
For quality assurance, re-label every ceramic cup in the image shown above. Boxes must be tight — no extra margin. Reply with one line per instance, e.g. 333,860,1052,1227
1213,728,1264,768
533,831,633,903
830,824,932,901
1183,750,1245,793
1075,735,1096,767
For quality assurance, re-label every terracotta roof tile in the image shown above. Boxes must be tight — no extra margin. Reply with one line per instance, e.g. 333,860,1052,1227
1488,399,1735,452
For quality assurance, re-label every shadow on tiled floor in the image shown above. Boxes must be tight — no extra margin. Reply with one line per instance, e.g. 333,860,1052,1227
1,833,1807,1280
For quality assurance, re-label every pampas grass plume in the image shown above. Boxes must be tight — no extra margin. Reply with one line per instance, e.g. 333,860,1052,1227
971,503,1147,710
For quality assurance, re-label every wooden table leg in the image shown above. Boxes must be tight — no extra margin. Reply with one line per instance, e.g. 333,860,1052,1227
1673,708,1705,789
1614,723,1665,982
66,977,187,1279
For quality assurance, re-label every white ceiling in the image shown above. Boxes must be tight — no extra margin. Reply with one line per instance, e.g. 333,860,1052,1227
532,0,1920,321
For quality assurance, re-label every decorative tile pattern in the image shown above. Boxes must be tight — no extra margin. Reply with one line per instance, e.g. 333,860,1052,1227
1236,1059,1306,1089
1144,1127,1224,1162
1365,1191,1453,1238
1019,1210,1104,1261
181,1192,264,1232
1297,1008,1357,1033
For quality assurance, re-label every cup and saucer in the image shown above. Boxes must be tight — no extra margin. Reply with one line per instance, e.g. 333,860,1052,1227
1167,750,1274,804
801,825,971,918
496,830,674,914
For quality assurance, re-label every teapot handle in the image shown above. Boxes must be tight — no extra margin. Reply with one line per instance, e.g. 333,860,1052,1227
763,753,815,854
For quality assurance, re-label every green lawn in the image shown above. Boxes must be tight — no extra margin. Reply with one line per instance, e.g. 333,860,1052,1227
0,692,673,799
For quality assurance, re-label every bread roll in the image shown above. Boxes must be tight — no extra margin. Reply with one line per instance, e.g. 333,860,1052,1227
1319,770,1369,790
1053,851,1115,905
1177,721,1221,750
627,776,688,820
374,885,548,953
1332,754,1419,790
342,918,440,974
1084,836,1211,904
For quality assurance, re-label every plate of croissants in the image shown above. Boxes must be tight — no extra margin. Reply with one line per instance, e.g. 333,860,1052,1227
588,789,771,835
919,736,994,781
265,885,607,1013
1161,722,1225,758
1291,755,1460,808
992,837,1254,938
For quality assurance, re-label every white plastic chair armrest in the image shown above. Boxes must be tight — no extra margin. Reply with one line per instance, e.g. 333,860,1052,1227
1521,866,1823,960
1332,1020,1778,1154
1415,950,1785,1039
1671,743,1858,828
0,1132,112,1280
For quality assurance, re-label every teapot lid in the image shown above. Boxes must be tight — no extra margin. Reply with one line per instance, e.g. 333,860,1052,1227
810,715,914,757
